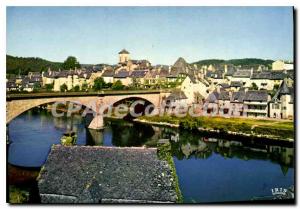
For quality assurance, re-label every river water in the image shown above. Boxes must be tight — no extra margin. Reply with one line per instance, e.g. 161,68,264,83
7,108,294,203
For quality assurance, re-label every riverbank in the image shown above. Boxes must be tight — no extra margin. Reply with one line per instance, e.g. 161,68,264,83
135,115,294,142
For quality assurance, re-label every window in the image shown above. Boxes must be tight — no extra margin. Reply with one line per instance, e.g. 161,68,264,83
223,108,229,114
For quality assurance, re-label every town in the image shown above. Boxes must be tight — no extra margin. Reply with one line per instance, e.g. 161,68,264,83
6,49,294,120
6,6,295,204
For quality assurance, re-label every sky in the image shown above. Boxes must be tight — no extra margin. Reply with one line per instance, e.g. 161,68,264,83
7,7,293,65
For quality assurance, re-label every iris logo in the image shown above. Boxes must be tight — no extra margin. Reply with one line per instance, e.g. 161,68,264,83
271,187,287,196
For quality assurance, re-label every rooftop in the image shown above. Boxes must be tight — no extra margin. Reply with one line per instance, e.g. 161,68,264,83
38,145,177,203
118,49,130,54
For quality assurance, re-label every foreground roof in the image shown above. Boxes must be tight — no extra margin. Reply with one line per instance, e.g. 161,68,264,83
38,145,177,203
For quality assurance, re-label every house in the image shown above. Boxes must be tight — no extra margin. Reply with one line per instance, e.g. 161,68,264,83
231,70,252,87
250,71,274,90
230,90,246,117
272,60,294,71
204,91,219,115
167,57,191,83
130,70,148,87
269,79,294,119
243,90,270,118
101,68,115,84
144,69,159,87
113,69,131,86
206,70,226,87
53,71,73,92
179,75,208,105
230,81,243,91
164,90,188,112
6,81,18,91
217,91,231,116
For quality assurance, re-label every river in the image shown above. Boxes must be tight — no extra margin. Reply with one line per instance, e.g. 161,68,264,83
7,108,294,203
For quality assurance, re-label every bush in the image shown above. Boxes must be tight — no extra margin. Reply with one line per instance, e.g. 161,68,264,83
45,83,54,92
60,83,68,92
112,80,124,90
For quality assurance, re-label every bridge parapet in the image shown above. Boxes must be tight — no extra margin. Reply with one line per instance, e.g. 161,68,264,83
6,90,171,124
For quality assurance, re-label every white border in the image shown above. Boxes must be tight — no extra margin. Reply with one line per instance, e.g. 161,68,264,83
1,1,298,208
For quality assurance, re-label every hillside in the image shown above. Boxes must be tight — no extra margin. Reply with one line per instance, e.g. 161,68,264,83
192,58,274,68
6,55,63,75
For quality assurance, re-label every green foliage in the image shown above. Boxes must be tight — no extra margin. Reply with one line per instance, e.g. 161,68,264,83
45,83,54,92
73,85,80,92
60,83,68,92
9,185,29,203
105,82,113,89
81,83,88,91
6,55,62,74
60,135,77,146
193,58,274,67
62,56,81,70
250,82,259,90
93,77,106,90
140,115,294,140
112,80,124,90
193,59,225,66
157,142,183,203
32,82,41,92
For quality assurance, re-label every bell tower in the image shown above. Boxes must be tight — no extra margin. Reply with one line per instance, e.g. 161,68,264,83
118,49,130,63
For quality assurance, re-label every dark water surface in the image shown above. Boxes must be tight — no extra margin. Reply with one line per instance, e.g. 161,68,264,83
8,109,294,203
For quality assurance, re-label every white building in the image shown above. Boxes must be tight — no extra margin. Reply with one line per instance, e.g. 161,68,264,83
269,79,294,119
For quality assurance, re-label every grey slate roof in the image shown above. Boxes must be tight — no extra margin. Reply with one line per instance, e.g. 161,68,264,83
6,82,17,88
187,74,197,84
118,49,129,54
219,83,230,88
166,91,188,100
206,92,219,103
251,71,271,79
231,91,246,103
159,69,169,78
130,70,147,78
101,69,114,77
230,81,243,87
38,145,177,203
271,79,294,103
233,70,251,78
218,91,230,100
244,90,268,102
114,70,129,78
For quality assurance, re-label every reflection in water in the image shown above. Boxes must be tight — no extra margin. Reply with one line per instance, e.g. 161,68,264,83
8,108,294,203
86,129,104,146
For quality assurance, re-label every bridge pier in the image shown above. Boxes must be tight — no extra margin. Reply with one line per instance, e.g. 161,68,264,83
88,114,104,130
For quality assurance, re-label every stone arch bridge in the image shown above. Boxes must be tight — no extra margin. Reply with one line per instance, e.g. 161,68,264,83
6,90,170,129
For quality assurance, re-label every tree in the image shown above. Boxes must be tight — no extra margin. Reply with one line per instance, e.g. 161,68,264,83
73,85,80,92
32,82,41,92
250,82,258,90
81,83,88,91
45,83,54,92
60,83,68,92
93,77,106,91
62,56,80,70
112,80,124,90
105,82,113,89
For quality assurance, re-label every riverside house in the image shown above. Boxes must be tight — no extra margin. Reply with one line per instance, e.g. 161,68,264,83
269,79,294,119
243,90,270,118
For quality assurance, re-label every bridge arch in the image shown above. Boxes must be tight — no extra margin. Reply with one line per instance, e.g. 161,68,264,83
6,92,164,124
6,96,97,124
